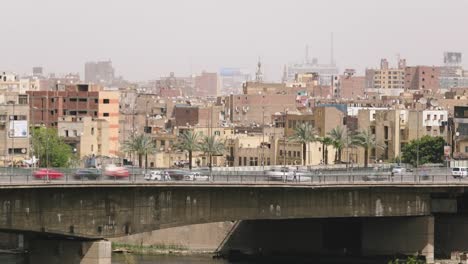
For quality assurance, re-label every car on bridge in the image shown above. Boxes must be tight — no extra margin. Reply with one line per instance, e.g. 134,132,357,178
33,169,64,180
452,167,468,178
73,169,101,180
183,172,209,181
104,166,129,179
266,167,312,182
144,170,170,181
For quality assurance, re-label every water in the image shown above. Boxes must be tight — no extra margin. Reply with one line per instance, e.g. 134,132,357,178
0,254,231,264
112,254,229,264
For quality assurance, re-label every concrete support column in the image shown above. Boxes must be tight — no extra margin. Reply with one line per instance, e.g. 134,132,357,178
29,239,111,264
362,216,434,264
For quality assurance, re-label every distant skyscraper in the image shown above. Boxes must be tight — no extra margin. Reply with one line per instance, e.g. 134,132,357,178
32,67,43,77
287,44,339,85
219,68,251,95
84,60,115,85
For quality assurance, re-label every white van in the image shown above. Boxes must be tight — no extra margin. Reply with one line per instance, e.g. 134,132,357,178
452,167,468,178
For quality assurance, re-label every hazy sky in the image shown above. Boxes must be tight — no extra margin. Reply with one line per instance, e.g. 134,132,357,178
1,0,468,81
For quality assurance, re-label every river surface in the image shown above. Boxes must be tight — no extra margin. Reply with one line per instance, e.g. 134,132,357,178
0,254,233,264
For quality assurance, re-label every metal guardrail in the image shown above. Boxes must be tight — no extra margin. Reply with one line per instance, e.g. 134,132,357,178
0,167,460,185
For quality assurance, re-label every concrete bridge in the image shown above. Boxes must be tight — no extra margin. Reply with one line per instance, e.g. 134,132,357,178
1,182,467,263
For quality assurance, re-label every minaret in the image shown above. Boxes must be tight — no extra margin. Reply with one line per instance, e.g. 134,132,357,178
255,58,263,83
282,65,287,83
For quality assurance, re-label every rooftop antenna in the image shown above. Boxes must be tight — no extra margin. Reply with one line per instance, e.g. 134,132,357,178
330,32,335,66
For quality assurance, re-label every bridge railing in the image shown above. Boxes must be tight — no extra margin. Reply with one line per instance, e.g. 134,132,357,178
0,166,459,185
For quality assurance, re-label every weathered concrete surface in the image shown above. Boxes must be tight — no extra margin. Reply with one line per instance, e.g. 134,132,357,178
0,186,431,238
110,221,235,252
0,187,432,238
28,239,111,264
362,216,434,263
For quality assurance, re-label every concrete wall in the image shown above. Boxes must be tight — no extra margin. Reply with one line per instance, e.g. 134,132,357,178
110,221,234,252
0,186,431,238
28,239,111,264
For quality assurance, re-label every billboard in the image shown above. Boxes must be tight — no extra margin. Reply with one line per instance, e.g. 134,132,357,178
444,146,451,157
444,52,462,65
9,121,28,138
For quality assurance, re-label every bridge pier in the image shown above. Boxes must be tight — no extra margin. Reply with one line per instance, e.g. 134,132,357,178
361,216,434,263
28,238,111,264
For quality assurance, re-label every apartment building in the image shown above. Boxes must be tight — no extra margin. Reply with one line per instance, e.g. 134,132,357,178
58,116,110,159
27,85,120,156
0,94,30,166
405,66,440,94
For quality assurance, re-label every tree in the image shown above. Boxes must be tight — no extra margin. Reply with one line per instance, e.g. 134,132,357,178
401,136,445,167
352,129,382,168
122,134,156,169
174,130,201,170
290,123,318,165
319,137,334,165
328,126,348,163
199,135,225,174
31,127,74,168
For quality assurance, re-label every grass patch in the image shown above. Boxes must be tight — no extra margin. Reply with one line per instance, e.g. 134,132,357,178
112,242,188,254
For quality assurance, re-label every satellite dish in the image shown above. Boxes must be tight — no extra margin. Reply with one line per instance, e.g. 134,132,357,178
418,98,427,105
430,99,439,107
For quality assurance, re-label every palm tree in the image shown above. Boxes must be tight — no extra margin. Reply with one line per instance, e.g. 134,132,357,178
319,136,334,165
174,130,201,170
290,123,318,165
199,135,225,174
328,126,347,163
122,134,157,169
352,129,383,168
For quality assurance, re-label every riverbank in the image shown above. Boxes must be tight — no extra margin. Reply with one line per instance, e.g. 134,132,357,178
112,242,215,256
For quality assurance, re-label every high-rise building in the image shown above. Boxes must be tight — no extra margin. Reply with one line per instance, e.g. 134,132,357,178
405,66,440,93
27,85,120,156
440,52,468,89
195,72,218,97
84,60,115,85
365,58,406,96
219,68,251,95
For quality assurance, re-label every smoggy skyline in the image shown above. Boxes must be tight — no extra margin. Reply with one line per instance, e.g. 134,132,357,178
1,0,468,81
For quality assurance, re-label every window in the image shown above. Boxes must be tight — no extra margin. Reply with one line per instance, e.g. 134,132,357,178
91,145,94,152
440,115,444,120
280,150,283,156
91,127,94,135
70,98,77,102
161,140,166,147
98,144,101,152
103,99,110,104
239,157,242,166
79,98,87,102
94,99,98,104
65,130,69,137
74,130,78,137
433,115,437,120
243,157,247,166
426,114,430,120
103,113,109,117
254,157,258,166
288,151,291,157
9,148,26,154
465,146,468,153
249,157,254,166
